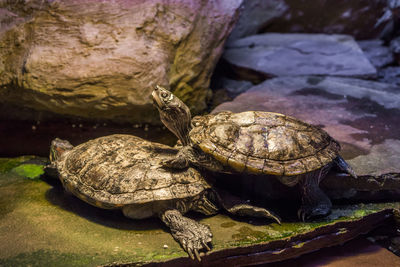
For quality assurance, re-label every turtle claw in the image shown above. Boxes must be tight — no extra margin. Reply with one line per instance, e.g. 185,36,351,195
202,240,211,251
194,249,201,261
297,209,307,222
226,203,281,224
187,248,195,260
162,210,212,261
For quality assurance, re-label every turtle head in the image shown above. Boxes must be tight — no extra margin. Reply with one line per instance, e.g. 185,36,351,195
152,85,192,146
49,138,74,163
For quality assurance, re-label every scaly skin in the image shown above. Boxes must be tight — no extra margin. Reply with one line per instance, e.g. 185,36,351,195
160,209,212,261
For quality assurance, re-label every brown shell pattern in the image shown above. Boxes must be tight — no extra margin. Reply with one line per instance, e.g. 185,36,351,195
57,134,210,208
190,111,340,176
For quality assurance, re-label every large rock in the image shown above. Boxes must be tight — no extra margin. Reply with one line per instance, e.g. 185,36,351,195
0,0,242,123
226,0,388,43
226,0,288,44
213,76,400,177
223,34,377,81
262,0,388,40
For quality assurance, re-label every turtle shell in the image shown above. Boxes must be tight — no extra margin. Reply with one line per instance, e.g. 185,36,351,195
190,111,340,176
56,134,211,209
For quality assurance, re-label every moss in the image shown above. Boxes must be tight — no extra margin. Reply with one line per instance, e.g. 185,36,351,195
0,249,100,267
12,164,44,179
232,226,269,243
0,156,34,174
221,221,236,228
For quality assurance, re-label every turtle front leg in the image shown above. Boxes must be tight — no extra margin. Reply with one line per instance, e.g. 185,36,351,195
298,166,332,222
163,146,191,169
163,146,224,172
160,209,212,261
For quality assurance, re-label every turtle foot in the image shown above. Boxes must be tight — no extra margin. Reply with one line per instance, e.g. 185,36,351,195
297,203,331,222
161,210,212,261
227,204,281,224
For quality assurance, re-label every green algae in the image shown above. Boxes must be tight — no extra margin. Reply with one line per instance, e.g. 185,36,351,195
0,156,35,174
12,164,44,179
0,250,95,267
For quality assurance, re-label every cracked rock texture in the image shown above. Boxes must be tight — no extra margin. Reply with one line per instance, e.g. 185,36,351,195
223,33,377,80
0,0,242,123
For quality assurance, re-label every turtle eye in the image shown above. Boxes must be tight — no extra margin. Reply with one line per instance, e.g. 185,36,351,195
161,92,168,98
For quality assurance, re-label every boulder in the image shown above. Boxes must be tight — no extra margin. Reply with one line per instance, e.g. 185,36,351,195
223,34,377,81
0,0,242,123
226,0,288,44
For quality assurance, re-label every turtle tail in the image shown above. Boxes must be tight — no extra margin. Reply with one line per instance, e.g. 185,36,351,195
334,155,357,178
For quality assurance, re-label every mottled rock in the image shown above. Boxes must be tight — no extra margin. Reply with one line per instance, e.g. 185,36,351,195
213,76,400,177
358,39,394,68
0,0,242,123
226,0,288,44
223,34,377,81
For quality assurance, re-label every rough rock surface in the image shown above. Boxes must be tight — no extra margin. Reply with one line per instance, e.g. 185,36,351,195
223,34,377,80
212,76,400,177
0,0,242,123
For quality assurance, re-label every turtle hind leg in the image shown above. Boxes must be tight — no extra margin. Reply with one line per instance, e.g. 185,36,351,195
298,166,332,222
334,155,357,178
214,188,281,224
160,209,212,261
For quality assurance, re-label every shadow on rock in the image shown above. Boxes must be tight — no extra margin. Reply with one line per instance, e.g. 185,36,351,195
45,184,162,232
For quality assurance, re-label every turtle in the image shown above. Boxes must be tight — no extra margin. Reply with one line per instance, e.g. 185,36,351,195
47,134,280,261
151,85,357,221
